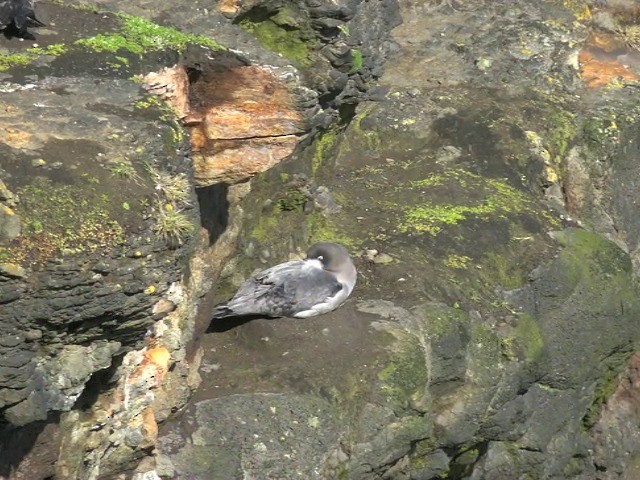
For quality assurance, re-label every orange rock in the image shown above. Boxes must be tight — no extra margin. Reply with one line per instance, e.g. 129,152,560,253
579,49,640,88
0,126,32,149
189,65,304,185
194,136,300,185
218,0,241,16
144,346,171,378
142,66,190,118
141,407,158,447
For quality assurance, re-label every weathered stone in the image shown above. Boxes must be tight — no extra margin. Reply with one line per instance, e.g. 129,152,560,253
188,64,306,185
0,262,25,278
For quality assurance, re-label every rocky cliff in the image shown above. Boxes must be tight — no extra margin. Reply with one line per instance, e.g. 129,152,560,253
1,0,640,479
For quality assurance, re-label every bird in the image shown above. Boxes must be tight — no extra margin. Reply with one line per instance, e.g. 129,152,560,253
212,242,357,320
0,0,45,40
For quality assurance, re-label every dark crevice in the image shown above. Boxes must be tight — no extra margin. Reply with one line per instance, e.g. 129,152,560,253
196,183,230,246
0,412,61,478
73,353,126,411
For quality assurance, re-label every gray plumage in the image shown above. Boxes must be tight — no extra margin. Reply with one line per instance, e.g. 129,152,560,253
0,0,44,39
213,242,357,319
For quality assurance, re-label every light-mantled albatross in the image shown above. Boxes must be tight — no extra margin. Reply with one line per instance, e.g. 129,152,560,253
212,242,357,319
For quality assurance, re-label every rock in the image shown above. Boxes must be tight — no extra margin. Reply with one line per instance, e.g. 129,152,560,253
0,179,16,205
372,252,393,264
0,204,21,244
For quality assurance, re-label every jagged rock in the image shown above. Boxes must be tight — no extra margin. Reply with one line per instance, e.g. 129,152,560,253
0,204,20,243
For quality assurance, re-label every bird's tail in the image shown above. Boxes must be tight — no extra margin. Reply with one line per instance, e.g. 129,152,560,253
211,304,234,320
28,16,46,27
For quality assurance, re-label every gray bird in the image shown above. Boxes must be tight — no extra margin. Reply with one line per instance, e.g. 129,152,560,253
212,242,357,319
0,0,44,40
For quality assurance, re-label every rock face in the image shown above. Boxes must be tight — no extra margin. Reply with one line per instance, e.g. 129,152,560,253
3,0,640,479
157,1,640,480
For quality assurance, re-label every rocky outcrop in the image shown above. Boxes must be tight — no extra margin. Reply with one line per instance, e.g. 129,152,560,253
0,0,400,477
3,0,640,479
155,1,640,479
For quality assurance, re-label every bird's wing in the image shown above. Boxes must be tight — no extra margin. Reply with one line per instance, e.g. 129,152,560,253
224,260,343,317
0,1,18,27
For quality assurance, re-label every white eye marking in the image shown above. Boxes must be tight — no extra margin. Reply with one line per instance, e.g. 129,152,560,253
317,255,324,260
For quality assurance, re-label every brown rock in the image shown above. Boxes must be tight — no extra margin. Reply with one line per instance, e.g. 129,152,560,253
142,66,190,118
189,65,304,185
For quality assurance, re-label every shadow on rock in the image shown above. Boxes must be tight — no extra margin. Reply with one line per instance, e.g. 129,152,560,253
206,314,272,333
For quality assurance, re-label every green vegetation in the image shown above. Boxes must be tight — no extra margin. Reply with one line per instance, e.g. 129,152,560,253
0,53,33,71
76,13,224,54
27,44,68,56
0,11,223,72
276,189,307,212
153,203,193,246
147,167,191,206
500,314,544,362
107,161,137,179
399,170,532,235
9,180,124,265
445,254,471,269
350,49,363,73
377,331,428,410
0,44,68,71
311,129,339,173
238,12,314,67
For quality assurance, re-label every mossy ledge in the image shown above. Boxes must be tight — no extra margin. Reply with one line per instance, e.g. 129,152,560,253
0,12,224,71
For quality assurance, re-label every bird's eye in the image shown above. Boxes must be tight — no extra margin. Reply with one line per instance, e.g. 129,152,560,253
317,255,324,261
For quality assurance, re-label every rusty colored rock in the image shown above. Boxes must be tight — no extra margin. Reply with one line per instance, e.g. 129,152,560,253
189,65,304,185
579,49,640,88
142,346,171,380
142,66,190,118
591,352,640,478
193,135,300,185
218,0,241,16
143,62,305,185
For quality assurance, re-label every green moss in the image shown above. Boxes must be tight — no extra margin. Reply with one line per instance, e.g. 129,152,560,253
307,214,357,249
445,254,471,269
27,43,68,56
276,189,307,212
312,129,339,173
480,251,526,289
351,108,381,151
239,16,313,67
250,215,279,241
76,13,224,54
399,170,533,235
350,49,363,73
555,228,632,289
582,364,620,428
378,333,428,408
0,43,68,72
0,53,33,71
9,180,124,265
547,110,576,159
501,314,544,362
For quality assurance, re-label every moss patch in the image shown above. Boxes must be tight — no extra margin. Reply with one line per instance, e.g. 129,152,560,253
76,13,224,54
311,129,339,173
238,8,314,68
0,44,70,71
350,49,363,73
8,180,124,265
500,314,544,362
554,228,632,290
276,189,307,212
377,332,428,409
399,170,534,236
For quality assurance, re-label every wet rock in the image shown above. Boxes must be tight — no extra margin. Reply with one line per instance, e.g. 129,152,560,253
0,204,20,243
162,394,342,479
